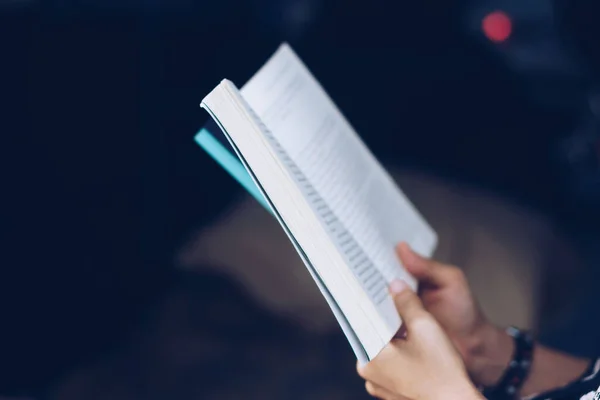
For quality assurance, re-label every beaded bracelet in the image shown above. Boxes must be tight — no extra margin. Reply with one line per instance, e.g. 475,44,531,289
481,326,534,400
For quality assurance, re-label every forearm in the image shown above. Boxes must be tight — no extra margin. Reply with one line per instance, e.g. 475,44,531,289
466,325,590,397
519,345,590,397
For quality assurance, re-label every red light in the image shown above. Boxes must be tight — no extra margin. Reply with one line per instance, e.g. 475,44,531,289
482,11,512,43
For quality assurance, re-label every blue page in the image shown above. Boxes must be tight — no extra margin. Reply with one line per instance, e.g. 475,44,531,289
195,119,271,212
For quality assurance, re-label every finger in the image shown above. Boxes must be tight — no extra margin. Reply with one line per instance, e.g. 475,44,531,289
365,381,407,399
358,343,405,389
389,280,429,327
396,242,455,288
357,360,367,378
357,359,389,385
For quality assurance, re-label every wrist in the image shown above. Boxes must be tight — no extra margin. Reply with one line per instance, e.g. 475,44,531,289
464,323,514,387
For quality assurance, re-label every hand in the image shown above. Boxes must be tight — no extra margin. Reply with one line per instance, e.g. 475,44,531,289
357,281,483,400
397,243,513,386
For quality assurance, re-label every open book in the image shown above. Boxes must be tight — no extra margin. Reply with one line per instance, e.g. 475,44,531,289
199,43,437,363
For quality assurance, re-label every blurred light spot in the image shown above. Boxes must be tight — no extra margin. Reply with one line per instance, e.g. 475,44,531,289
482,11,512,43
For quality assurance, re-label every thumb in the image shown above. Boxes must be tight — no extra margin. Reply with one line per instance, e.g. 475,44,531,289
396,242,450,288
389,280,428,326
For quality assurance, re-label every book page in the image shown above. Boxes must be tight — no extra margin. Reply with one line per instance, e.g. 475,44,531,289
241,44,437,331
203,82,392,359
198,114,369,363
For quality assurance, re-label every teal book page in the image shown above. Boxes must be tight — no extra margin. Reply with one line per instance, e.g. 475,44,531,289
194,120,271,212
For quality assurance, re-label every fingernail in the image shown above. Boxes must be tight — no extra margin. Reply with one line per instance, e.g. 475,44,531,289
389,280,408,295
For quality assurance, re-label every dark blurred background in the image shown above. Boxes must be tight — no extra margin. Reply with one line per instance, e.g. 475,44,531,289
2,0,600,397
